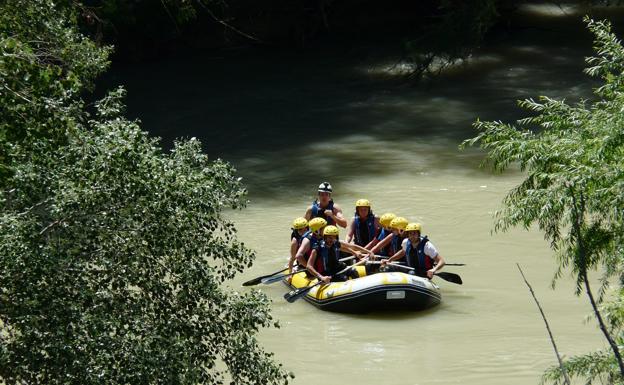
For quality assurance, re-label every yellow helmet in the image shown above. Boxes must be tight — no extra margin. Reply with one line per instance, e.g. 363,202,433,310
292,217,308,230
390,216,408,230
355,198,370,207
308,217,328,232
380,213,397,227
405,223,422,232
323,225,340,236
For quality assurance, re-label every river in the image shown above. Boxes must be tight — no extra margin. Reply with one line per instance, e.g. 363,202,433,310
106,5,618,384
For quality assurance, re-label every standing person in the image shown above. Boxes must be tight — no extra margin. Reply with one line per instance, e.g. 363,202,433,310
287,217,309,275
304,181,348,228
293,217,327,272
346,199,380,249
371,216,408,258
381,223,446,279
307,226,365,284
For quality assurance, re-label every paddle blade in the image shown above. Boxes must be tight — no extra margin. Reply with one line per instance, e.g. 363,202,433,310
435,272,463,285
242,277,264,286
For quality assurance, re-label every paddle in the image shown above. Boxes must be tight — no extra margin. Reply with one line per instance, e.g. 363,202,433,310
283,259,367,303
367,261,463,285
260,256,357,285
242,266,289,286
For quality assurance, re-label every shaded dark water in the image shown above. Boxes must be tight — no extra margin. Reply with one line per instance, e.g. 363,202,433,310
103,9,600,200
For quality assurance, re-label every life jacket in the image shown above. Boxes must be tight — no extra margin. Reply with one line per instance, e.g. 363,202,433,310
301,230,321,260
353,212,376,247
311,199,335,225
376,228,391,256
314,240,341,275
405,236,433,274
389,233,403,256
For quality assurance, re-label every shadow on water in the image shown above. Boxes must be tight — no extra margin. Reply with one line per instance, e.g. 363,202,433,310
101,12,607,199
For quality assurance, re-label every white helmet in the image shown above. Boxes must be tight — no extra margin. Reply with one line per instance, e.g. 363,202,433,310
318,181,333,193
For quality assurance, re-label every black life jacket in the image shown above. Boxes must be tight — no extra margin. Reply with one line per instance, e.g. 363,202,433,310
353,212,376,247
405,236,433,275
314,240,341,275
311,199,335,225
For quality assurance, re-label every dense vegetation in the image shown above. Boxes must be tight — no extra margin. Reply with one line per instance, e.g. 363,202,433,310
463,18,624,385
0,1,292,383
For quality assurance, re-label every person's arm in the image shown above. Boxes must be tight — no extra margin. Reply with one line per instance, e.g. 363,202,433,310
326,203,348,228
340,241,373,260
304,206,313,221
363,217,381,250
346,218,355,243
288,238,298,273
295,238,311,268
370,232,392,255
364,237,378,250
426,242,445,279
382,249,405,265
382,238,407,266
307,250,330,284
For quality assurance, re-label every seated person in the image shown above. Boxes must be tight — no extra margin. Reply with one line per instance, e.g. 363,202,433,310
370,216,408,258
293,217,327,273
381,223,446,279
288,217,309,275
307,225,367,284
366,212,396,256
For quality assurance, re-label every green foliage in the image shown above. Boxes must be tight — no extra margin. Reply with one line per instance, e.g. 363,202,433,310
0,0,111,184
0,1,292,384
462,18,624,385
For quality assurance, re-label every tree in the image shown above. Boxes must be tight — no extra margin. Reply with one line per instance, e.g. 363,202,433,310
462,18,624,385
0,1,292,384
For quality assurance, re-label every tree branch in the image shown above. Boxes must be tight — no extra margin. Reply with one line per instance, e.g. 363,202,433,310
516,263,571,385
570,186,624,377
194,0,263,43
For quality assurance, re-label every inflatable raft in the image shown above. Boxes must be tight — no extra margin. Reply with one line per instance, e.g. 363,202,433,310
283,266,441,313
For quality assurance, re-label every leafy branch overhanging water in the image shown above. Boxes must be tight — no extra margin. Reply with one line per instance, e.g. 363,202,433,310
463,17,624,385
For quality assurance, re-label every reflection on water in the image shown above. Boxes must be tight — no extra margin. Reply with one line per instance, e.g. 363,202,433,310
107,10,617,385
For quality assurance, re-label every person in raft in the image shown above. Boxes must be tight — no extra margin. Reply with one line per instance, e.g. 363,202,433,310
292,217,328,274
307,225,366,284
304,181,348,228
287,217,309,274
370,216,408,259
366,212,396,257
381,223,446,279
346,199,380,249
